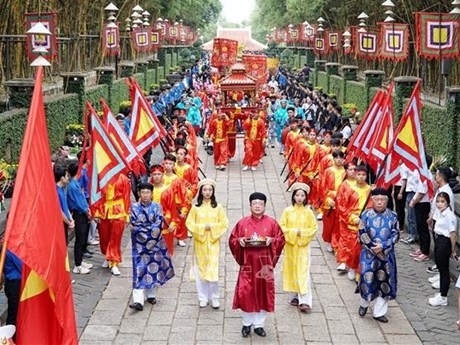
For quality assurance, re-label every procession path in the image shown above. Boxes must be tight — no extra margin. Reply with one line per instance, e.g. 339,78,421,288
77,136,443,345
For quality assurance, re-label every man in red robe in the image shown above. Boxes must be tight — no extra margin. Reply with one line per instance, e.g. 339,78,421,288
229,192,285,338
242,112,267,171
207,112,231,170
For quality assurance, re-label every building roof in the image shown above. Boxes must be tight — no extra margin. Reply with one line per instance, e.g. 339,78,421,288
219,62,257,90
203,27,267,51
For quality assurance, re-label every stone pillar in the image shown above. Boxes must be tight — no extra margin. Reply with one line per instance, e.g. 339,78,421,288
95,67,115,105
119,61,135,78
341,65,359,81
4,79,34,108
314,60,327,72
60,72,89,115
94,67,115,86
325,62,340,76
394,76,420,98
305,48,315,66
364,70,385,88
394,76,420,120
157,47,167,67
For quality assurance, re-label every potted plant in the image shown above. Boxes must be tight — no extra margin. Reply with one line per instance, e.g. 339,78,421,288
64,124,85,148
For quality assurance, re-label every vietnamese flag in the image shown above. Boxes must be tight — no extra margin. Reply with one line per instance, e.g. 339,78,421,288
2,66,77,344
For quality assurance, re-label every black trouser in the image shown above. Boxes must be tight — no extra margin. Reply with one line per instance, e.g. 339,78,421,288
73,211,90,267
434,234,452,297
414,202,431,255
393,185,407,231
5,279,20,326
63,222,69,246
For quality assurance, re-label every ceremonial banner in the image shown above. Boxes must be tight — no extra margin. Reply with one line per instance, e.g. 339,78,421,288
151,29,161,51
355,29,379,59
127,77,167,154
367,83,395,172
211,38,238,67
25,12,58,62
4,66,77,345
85,102,130,209
314,35,328,55
347,90,385,161
415,12,459,59
102,24,120,56
242,54,268,85
379,23,409,61
379,81,434,196
101,99,145,177
287,25,300,44
132,27,151,52
328,31,341,51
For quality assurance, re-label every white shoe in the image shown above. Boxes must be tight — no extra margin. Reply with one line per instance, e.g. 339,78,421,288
428,274,440,284
431,280,440,289
199,300,208,308
178,240,186,247
337,263,347,272
81,261,93,269
429,293,448,306
111,266,121,276
215,166,220,169
88,239,100,245
102,260,109,268
242,166,249,171
325,243,333,253
347,269,356,281
251,167,257,171
73,266,91,274
317,213,323,220
211,299,220,309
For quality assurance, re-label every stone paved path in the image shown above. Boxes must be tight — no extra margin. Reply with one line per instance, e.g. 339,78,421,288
77,137,457,344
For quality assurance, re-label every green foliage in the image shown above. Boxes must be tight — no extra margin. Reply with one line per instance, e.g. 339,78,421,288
119,101,132,115
329,75,344,103
84,84,108,112
421,104,453,164
345,81,368,114
179,48,192,59
111,79,130,113
316,72,328,92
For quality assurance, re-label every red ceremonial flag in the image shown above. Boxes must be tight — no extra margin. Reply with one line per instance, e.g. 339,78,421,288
127,77,166,155
367,83,395,172
3,66,77,345
242,54,268,86
211,38,238,67
379,81,434,196
85,102,130,211
346,90,385,161
101,99,146,177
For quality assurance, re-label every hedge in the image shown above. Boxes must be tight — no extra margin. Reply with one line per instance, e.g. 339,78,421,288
421,103,452,163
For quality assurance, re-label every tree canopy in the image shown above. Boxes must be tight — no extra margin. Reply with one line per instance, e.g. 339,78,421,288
250,0,455,43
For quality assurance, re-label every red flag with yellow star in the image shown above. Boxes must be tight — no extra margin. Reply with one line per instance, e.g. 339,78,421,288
3,66,78,345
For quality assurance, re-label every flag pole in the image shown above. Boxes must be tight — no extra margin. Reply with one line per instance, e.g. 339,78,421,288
0,238,7,287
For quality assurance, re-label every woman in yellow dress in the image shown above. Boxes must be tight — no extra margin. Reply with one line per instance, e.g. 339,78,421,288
279,182,318,313
186,179,229,309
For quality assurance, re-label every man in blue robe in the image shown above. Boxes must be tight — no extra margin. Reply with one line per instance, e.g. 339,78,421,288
358,188,399,323
129,182,175,311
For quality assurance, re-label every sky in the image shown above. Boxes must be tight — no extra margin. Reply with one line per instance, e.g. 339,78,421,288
220,0,256,24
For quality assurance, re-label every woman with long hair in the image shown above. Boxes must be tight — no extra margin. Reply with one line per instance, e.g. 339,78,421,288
186,179,229,309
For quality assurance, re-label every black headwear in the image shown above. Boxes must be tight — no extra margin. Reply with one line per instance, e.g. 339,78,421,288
137,182,154,191
249,192,267,203
371,188,388,197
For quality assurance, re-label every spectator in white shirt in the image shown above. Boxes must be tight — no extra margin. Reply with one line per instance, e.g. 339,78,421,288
401,169,420,244
394,162,409,232
428,192,457,306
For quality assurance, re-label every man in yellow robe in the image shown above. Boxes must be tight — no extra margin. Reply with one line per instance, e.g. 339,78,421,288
186,179,229,309
279,182,318,313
